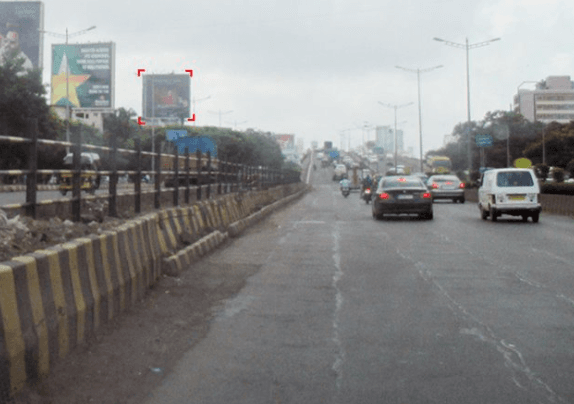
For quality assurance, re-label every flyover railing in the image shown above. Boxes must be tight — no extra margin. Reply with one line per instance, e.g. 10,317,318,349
0,119,301,221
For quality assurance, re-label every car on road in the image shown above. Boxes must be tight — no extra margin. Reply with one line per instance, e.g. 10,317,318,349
333,164,347,181
478,168,541,222
426,175,465,203
372,176,433,220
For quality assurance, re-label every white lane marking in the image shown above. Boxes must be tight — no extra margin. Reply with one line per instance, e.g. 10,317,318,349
332,223,345,393
532,248,572,266
414,258,568,404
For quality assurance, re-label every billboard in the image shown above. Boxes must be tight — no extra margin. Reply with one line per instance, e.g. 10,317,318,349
274,134,295,150
142,74,190,121
0,1,44,69
51,42,115,109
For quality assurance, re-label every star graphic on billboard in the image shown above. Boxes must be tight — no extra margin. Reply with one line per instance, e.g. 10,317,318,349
51,52,91,107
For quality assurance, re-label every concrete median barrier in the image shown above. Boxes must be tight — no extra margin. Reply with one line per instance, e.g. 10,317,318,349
0,183,308,400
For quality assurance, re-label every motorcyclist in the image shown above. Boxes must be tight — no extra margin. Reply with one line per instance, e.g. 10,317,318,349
339,177,351,190
361,174,373,195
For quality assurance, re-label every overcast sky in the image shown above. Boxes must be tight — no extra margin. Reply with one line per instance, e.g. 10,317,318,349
37,0,574,155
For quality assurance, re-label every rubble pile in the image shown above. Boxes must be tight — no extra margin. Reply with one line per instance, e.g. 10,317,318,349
0,203,127,263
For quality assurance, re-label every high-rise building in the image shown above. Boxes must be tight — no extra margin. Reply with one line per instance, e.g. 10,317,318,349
514,76,574,123
376,126,404,153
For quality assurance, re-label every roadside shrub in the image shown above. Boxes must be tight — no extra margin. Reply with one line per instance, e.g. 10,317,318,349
552,167,565,183
541,182,574,195
534,163,550,180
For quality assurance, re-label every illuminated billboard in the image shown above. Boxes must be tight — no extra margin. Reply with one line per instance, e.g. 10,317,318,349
51,42,115,109
142,74,190,121
0,1,44,69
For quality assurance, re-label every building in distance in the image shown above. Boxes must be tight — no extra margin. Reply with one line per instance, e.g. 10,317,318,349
514,76,574,123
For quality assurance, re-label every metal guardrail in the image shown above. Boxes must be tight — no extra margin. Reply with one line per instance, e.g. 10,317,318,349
0,118,301,221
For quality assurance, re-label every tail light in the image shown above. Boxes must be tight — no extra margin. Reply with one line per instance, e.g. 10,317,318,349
459,182,465,189
431,183,438,189
365,188,371,194
422,192,432,199
379,192,390,199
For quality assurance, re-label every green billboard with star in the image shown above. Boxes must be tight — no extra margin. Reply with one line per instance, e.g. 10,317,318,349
51,42,115,109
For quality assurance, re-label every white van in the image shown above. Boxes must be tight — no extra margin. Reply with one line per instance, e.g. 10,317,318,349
478,168,541,222
333,164,347,181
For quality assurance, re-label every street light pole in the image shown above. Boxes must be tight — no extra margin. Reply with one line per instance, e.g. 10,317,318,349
192,95,211,127
396,65,443,172
208,109,233,127
433,36,500,174
378,102,413,173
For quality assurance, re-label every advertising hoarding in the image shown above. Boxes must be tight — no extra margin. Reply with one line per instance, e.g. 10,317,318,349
51,42,115,109
0,1,44,69
142,74,190,121
274,134,295,150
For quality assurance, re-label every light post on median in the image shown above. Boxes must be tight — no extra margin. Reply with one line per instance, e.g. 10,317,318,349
433,36,500,174
208,109,233,127
378,102,413,173
396,65,443,173
40,26,97,153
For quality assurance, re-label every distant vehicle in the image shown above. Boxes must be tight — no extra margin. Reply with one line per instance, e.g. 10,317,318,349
426,175,465,203
478,168,541,222
426,156,452,174
411,172,428,184
59,152,101,195
385,167,405,176
372,176,433,220
333,164,347,181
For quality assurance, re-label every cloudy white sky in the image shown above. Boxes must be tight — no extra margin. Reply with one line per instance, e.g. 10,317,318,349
36,0,574,155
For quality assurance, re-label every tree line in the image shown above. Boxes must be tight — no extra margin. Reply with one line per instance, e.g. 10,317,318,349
426,110,574,181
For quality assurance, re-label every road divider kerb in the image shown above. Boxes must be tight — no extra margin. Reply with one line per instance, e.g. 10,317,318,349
0,184,307,400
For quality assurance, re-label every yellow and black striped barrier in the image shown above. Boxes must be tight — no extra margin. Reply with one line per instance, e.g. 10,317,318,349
0,184,308,400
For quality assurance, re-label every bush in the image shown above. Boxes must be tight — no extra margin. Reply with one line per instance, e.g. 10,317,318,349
541,182,574,195
552,167,565,183
534,163,549,180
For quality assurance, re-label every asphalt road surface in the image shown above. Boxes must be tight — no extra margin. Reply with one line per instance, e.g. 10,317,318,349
140,166,574,404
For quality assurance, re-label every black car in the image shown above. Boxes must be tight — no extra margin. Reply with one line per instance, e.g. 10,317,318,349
372,176,433,220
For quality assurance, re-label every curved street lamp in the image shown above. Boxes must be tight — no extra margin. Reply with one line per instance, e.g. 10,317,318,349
378,102,413,172
433,36,500,173
396,65,443,172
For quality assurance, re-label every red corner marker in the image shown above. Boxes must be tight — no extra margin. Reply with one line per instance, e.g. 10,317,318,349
138,117,146,126
185,69,193,77
187,114,196,122
137,69,146,77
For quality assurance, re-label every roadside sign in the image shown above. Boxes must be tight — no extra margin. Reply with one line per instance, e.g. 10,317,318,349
167,130,188,141
514,158,532,168
475,134,493,147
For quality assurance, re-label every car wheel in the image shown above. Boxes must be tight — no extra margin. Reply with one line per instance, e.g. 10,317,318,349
481,207,488,220
460,198,465,204
60,189,67,196
532,212,540,223
521,214,528,222
490,206,498,222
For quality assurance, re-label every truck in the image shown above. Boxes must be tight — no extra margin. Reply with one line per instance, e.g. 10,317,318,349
426,156,452,175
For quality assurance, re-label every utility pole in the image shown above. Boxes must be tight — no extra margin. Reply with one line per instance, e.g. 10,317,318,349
396,65,443,172
378,102,413,173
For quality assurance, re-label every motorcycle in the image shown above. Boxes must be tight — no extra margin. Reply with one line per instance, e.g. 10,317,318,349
361,187,372,204
341,185,350,198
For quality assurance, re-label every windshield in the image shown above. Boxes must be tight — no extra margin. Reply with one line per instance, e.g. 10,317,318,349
432,160,452,168
496,171,534,187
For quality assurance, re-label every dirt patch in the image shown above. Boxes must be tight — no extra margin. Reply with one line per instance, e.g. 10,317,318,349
12,248,261,404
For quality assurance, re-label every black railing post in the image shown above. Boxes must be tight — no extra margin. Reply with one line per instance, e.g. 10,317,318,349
135,138,142,214
206,151,211,199
72,130,82,222
154,138,161,209
184,146,190,204
196,149,202,200
109,129,118,217
217,157,222,195
173,145,179,206
25,118,38,219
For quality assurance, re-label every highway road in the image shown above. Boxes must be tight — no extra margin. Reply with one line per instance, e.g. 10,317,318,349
142,166,574,403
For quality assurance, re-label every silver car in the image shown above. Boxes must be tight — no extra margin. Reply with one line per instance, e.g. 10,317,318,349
426,175,465,203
